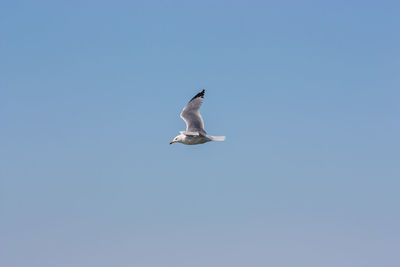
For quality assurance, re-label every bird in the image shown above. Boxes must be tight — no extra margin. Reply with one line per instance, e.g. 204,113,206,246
170,89,226,145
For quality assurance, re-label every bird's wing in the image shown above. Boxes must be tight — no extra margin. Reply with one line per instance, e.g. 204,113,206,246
179,131,200,136
180,89,206,134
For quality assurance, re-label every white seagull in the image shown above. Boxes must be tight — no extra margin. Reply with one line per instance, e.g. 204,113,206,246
170,89,226,145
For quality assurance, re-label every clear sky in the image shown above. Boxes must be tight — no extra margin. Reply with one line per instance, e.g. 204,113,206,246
1,1,399,267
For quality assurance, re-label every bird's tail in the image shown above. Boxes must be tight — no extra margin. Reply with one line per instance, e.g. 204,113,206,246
209,135,226,141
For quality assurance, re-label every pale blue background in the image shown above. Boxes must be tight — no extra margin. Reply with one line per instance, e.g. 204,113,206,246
1,1,399,267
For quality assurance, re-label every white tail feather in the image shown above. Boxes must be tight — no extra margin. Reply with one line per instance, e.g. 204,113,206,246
209,135,226,141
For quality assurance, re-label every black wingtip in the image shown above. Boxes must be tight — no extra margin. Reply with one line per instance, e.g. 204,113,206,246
189,89,205,102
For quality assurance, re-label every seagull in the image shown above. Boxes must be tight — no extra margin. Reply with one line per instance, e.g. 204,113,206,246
170,89,226,145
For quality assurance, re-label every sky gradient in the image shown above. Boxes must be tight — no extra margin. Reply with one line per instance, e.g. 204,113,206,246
1,1,399,267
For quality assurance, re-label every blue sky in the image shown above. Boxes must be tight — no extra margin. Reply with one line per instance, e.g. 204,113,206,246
1,1,399,267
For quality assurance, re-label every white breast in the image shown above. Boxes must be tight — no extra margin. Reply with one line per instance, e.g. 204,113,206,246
181,135,211,145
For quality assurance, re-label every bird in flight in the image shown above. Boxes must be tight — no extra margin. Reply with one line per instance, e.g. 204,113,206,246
170,89,226,145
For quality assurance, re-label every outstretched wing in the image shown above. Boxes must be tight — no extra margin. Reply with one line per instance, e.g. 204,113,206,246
180,89,206,134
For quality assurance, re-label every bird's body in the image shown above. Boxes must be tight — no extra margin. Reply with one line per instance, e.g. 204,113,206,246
175,133,212,145
170,89,225,145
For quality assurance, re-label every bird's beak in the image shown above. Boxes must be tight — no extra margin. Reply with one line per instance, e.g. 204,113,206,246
169,141,175,145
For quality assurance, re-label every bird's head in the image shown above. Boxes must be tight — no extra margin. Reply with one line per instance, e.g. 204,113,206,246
170,135,184,144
